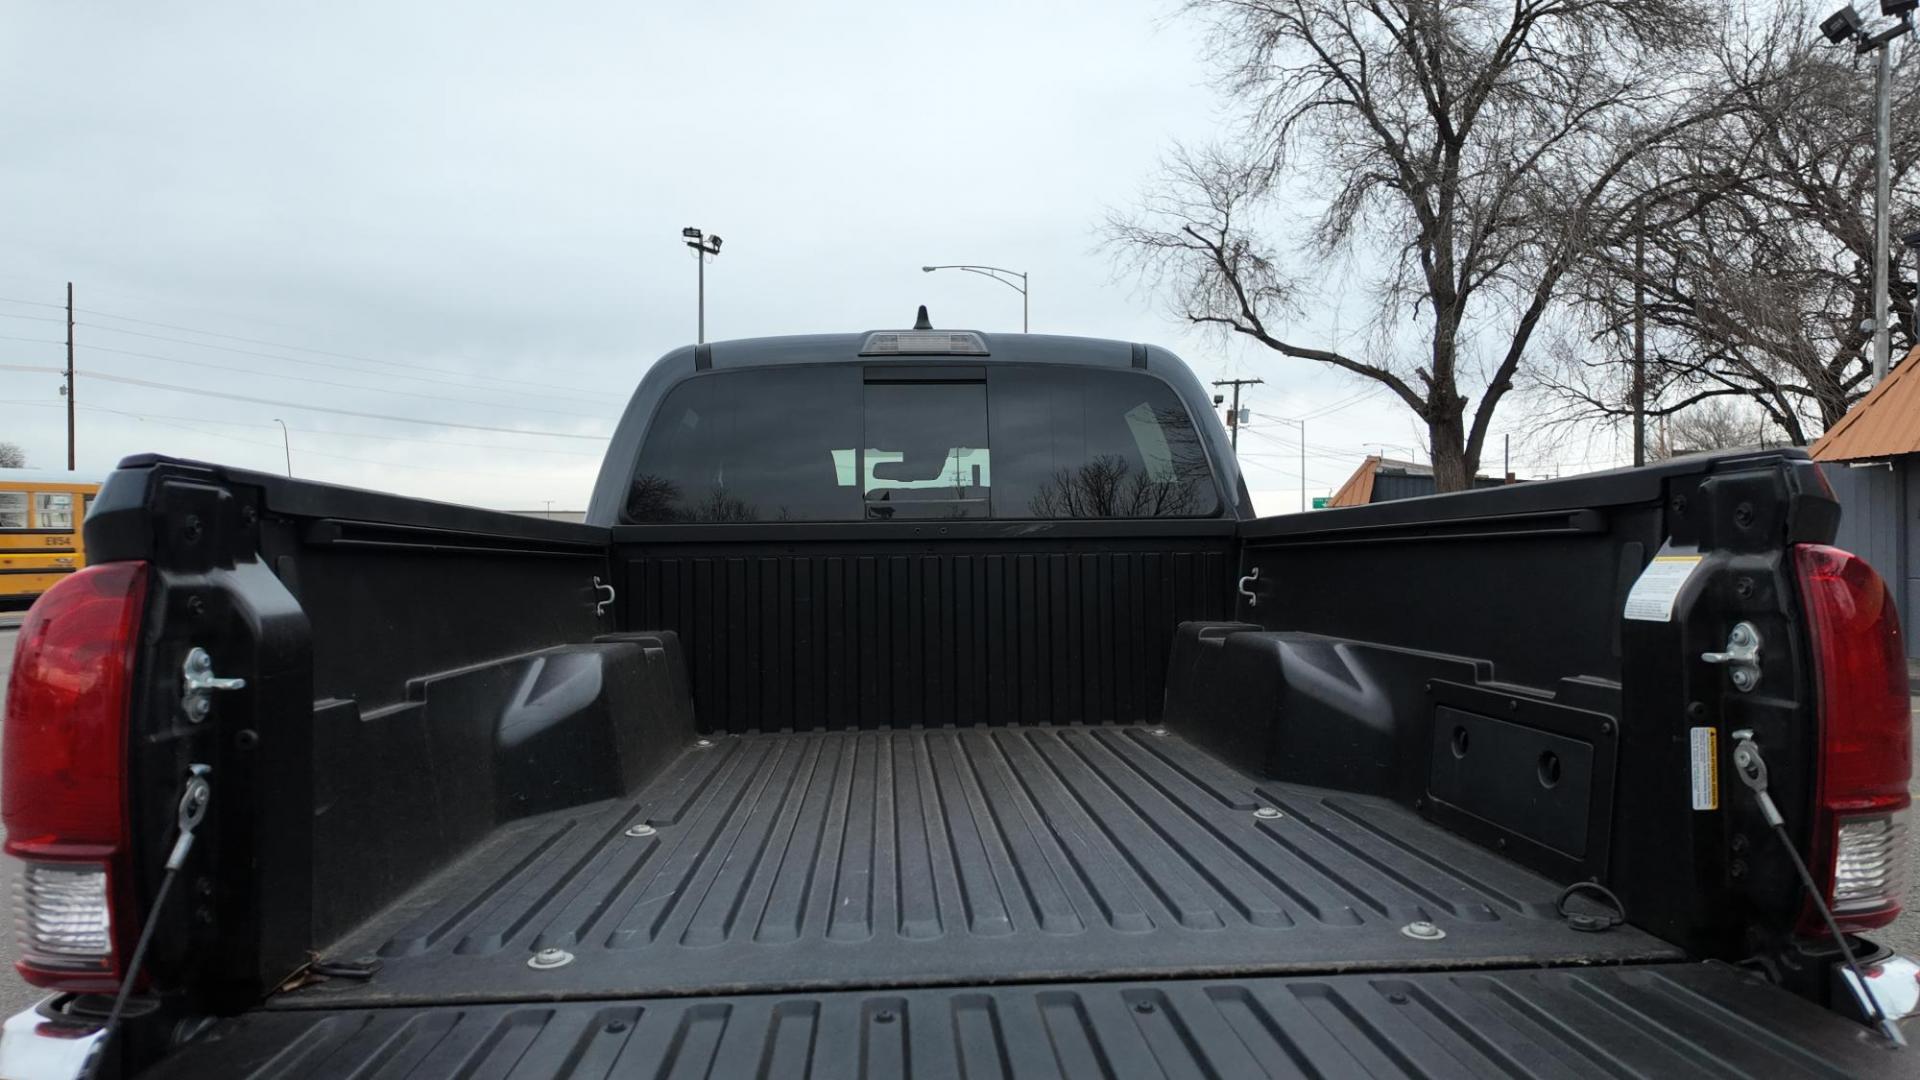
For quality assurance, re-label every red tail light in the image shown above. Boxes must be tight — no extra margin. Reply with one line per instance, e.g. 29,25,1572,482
2,561,148,991
1794,544,1912,933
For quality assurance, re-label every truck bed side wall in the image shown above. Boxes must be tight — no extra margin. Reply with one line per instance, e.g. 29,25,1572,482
1188,452,1840,955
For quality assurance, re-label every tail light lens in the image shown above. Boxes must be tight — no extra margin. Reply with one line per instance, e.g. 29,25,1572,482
1795,544,1912,933
2,561,148,991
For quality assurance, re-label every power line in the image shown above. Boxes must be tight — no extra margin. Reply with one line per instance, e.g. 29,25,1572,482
72,320,613,408
7,399,585,480
72,306,610,396
0,363,609,440
75,341,611,419
0,398,601,458
0,296,64,310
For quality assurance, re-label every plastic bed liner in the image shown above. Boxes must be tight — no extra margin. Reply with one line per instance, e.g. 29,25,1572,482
154,965,1905,1078
282,727,1679,1009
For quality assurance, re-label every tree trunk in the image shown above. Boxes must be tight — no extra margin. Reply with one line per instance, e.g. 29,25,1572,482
1429,415,1473,492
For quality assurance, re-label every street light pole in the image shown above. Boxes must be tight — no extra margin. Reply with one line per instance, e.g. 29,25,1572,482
681,228,724,344
272,418,291,477
1822,3,1914,382
921,265,1029,331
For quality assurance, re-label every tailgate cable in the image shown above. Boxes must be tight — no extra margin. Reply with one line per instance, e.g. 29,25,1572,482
82,764,212,1079
1730,732,1905,1049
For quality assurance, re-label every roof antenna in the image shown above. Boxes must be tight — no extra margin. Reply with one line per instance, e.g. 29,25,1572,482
913,305,933,330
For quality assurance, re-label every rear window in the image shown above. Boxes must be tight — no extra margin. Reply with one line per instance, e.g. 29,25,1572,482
623,365,1218,522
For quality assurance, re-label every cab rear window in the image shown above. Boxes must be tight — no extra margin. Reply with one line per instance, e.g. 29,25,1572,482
623,365,1218,522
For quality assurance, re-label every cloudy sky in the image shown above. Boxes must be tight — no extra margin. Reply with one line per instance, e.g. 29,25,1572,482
0,1,1626,514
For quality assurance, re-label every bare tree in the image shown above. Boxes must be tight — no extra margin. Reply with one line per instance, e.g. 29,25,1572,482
1650,397,1769,458
1544,4,1917,445
0,441,25,468
1108,0,1731,490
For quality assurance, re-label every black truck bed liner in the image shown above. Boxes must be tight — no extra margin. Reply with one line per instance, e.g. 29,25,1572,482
285,727,1676,1009
157,964,1905,1079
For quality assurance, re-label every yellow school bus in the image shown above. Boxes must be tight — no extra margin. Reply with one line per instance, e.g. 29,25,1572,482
0,469,103,606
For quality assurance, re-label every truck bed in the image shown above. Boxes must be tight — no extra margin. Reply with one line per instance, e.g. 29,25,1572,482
282,726,1677,1009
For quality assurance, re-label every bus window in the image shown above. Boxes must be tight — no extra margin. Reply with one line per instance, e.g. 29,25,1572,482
34,492,74,530
0,491,26,530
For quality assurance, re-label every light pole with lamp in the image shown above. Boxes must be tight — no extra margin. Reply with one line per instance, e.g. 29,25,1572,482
272,418,292,477
682,227,723,344
1821,0,1915,382
921,265,1029,332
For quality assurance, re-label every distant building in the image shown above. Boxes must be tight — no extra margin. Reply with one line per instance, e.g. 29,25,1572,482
1325,456,1510,507
1811,345,1920,658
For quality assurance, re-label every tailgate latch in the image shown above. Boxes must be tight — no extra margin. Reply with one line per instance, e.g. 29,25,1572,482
182,646,247,723
1700,621,1762,692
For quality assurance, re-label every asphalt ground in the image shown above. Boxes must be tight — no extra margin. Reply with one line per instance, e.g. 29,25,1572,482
0,611,1911,1022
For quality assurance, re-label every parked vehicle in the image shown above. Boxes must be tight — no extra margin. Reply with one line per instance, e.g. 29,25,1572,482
2,324,1913,1077
0,469,100,607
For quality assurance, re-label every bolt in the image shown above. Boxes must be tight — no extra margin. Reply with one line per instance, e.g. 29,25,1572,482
1424,681,1434,695
604,1019,629,1034
695,738,713,748
1401,920,1446,940
1729,859,1747,879
1496,837,1509,851
185,595,206,619
1254,807,1283,821
1733,576,1754,600
1734,502,1754,529
1671,494,1689,515
527,947,574,970
625,823,656,838
235,729,260,750
874,1009,896,1024
182,514,202,543
1731,668,1757,691
1687,701,1708,720
1133,1000,1156,1014
1387,992,1409,1004
1413,797,1425,810
240,504,257,524
1150,728,1169,737
1731,833,1749,853
1599,720,1614,736
184,696,211,724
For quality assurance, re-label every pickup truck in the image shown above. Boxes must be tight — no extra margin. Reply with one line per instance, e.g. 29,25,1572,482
1,323,1914,1078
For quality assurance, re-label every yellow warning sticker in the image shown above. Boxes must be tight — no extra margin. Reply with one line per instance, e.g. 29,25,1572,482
1690,726,1718,811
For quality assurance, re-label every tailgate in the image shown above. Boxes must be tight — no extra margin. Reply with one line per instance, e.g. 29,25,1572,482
142,964,1905,1079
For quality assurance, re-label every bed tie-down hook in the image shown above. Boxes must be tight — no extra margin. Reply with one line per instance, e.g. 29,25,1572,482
592,576,617,617
1237,566,1262,609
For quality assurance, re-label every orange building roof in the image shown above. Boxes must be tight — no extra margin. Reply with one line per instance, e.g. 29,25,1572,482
1326,455,1381,507
1812,345,1920,462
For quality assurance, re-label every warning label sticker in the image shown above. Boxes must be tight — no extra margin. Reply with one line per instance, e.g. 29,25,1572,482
1690,726,1719,811
1624,554,1703,622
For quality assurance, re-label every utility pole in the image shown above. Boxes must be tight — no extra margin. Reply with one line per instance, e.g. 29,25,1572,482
1872,35,1892,380
65,282,75,471
681,227,723,343
1632,225,1646,467
1212,378,1264,452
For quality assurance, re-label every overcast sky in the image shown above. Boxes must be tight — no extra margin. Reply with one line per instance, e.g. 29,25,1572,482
0,1,1626,514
